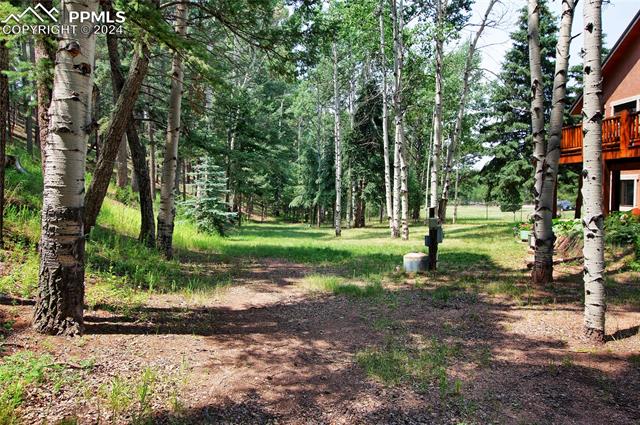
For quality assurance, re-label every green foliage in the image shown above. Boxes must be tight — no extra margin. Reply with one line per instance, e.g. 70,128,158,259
182,159,236,236
356,337,462,397
346,79,384,205
605,213,640,268
552,218,581,237
305,274,385,298
480,0,558,203
0,352,69,424
114,185,138,206
99,367,158,424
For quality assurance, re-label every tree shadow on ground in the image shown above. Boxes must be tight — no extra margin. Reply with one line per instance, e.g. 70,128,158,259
5,246,640,423
80,252,640,423
82,277,639,424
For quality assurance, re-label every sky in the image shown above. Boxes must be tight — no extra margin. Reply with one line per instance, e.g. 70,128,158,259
465,0,640,79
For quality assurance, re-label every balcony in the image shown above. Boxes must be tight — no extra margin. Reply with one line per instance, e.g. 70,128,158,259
560,110,640,164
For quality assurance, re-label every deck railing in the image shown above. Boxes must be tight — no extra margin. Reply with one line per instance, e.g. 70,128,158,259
560,110,640,161
632,111,640,146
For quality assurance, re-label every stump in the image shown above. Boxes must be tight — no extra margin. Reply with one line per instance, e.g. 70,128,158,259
403,252,428,274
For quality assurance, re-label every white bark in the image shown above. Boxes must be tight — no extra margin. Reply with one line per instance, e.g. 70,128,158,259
529,0,549,284
380,0,393,235
34,0,99,335
440,0,497,221
582,0,606,342
332,41,342,237
430,0,447,220
533,0,577,284
391,0,407,239
157,2,187,259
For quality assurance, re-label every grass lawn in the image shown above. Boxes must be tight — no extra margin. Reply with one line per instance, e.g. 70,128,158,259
1,148,639,424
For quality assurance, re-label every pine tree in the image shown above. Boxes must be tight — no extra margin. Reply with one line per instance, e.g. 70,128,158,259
346,79,385,228
481,1,558,201
184,159,236,236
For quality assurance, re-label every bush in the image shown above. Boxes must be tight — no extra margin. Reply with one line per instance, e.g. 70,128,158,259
182,159,236,236
114,186,138,206
605,212,640,246
553,218,581,237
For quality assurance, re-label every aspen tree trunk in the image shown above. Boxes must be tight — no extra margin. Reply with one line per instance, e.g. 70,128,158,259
34,0,99,335
346,166,353,228
379,0,393,235
391,0,408,240
91,83,100,157
532,0,577,285
346,65,356,230
453,167,459,224
332,41,342,237
430,0,447,220
390,0,403,239
424,109,434,222
157,2,188,259
0,40,7,248
440,0,497,222
84,44,150,234
582,0,606,342
33,0,56,171
529,0,549,284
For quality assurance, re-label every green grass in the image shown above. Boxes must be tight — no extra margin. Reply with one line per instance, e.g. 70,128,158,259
0,352,75,424
3,146,638,315
356,337,462,397
304,274,385,298
2,158,531,309
445,204,534,223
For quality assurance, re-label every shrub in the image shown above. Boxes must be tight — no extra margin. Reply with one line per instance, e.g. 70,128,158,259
114,186,138,206
605,212,640,268
182,159,236,236
552,218,581,237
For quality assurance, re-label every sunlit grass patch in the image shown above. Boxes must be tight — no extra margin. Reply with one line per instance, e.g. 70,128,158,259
0,244,39,298
484,280,528,298
304,274,385,298
356,337,463,397
605,278,640,307
0,352,80,424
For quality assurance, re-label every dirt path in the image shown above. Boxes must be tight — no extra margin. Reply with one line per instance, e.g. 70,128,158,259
2,258,640,424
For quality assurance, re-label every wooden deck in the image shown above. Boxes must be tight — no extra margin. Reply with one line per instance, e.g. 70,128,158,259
560,110,640,164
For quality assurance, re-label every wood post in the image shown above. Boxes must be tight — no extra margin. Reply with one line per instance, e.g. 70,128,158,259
428,207,438,270
611,169,621,212
602,160,610,216
620,109,631,153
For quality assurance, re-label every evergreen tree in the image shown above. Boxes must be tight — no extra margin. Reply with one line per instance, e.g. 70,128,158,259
480,1,558,203
183,159,236,236
346,79,384,227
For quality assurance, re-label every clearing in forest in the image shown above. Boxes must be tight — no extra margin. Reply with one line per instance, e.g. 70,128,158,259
1,207,639,424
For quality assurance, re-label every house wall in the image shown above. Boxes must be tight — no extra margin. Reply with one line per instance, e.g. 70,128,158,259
603,33,640,118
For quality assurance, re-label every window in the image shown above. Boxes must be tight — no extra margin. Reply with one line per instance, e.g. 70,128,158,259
621,179,635,207
613,100,637,115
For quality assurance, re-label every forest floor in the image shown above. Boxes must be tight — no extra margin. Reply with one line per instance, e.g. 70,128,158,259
2,215,640,424
1,149,639,424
